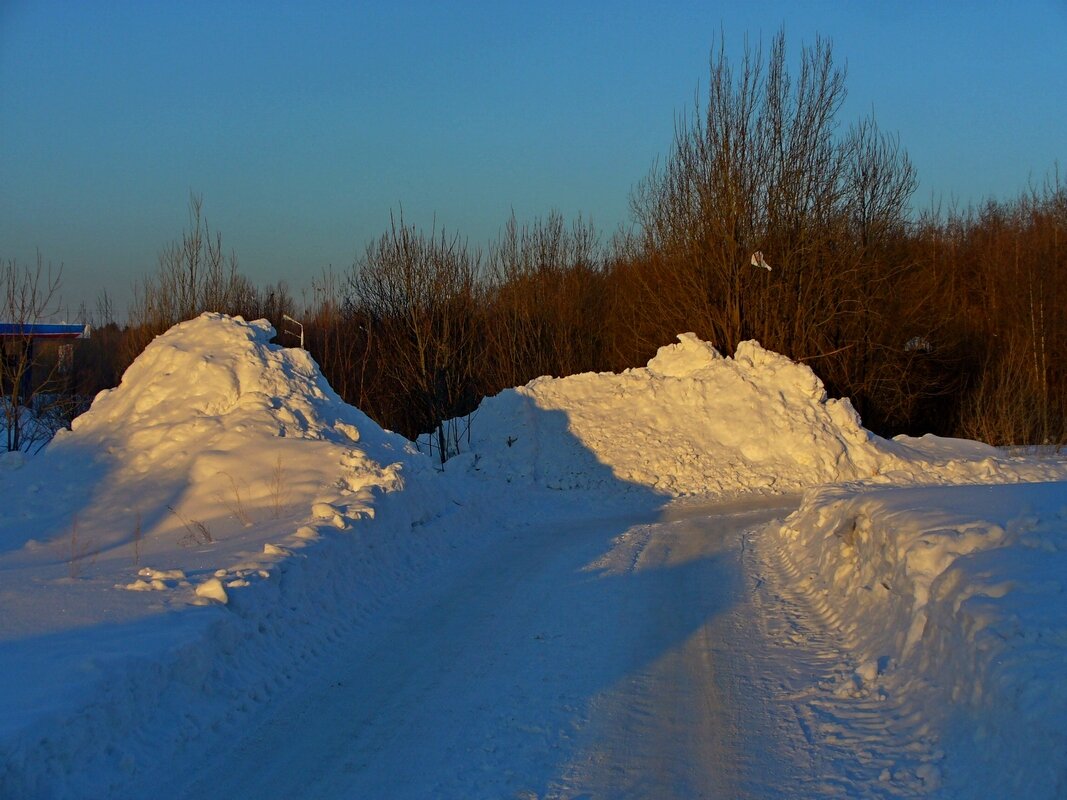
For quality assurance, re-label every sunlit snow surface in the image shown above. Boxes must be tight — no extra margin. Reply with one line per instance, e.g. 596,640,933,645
1,315,1065,798
451,333,1067,494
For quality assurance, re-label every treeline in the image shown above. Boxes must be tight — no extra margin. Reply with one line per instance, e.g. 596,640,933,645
29,34,1067,452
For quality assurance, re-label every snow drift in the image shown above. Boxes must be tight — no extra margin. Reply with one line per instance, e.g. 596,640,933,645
767,482,1067,798
0,314,463,797
451,333,1067,497
2,313,426,571
453,334,893,495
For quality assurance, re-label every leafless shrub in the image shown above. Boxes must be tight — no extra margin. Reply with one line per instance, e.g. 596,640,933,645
484,211,606,389
267,455,290,519
168,504,214,547
218,473,254,527
125,194,257,361
347,211,485,460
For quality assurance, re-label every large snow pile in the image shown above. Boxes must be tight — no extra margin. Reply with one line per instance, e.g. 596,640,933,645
450,333,1067,497
0,313,467,797
454,335,892,495
766,482,1067,798
1,313,430,604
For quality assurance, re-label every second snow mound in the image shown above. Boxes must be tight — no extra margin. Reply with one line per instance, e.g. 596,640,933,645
456,334,894,496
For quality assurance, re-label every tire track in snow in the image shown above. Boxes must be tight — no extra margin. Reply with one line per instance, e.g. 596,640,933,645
175,496,940,799
747,524,944,797
546,499,808,799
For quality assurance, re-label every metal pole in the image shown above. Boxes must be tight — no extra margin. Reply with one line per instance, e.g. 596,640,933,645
282,314,304,349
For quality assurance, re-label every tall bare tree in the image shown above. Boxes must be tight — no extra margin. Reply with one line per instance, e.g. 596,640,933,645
348,213,485,461
125,194,251,363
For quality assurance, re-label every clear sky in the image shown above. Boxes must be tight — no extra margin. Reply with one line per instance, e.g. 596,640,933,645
2,1,1065,315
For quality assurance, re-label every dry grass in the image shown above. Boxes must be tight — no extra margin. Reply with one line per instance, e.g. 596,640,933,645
218,472,254,527
168,505,214,547
131,511,143,567
67,514,96,578
267,455,290,519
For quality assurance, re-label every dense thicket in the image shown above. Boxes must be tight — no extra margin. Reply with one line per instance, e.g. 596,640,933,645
14,34,1065,453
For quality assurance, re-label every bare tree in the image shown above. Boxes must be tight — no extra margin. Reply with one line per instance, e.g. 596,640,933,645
485,210,606,388
625,30,930,435
0,255,65,452
843,116,918,252
126,193,248,362
631,31,852,352
348,212,485,462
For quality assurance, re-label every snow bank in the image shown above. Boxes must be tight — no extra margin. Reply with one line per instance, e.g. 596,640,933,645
449,334,1067,498
767,482,1067,798
452,334,893,496
3,313,424,568
0,313,464,797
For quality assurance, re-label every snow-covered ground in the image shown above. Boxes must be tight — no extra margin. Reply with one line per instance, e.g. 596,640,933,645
765,481,1067,797
2,315,1066,798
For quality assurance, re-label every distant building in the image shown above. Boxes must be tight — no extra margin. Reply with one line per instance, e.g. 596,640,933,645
0,323,90,403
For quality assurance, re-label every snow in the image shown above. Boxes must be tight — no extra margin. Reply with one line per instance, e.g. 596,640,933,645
448,332,1067,496
765,481,1067,797
447,334,894,495
0,314,468,796
2,314,1067,797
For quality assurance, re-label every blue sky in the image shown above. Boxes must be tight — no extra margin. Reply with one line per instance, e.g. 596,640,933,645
2,1,1065,315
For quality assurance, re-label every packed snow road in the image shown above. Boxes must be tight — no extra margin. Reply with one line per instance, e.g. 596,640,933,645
177,497,811,799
